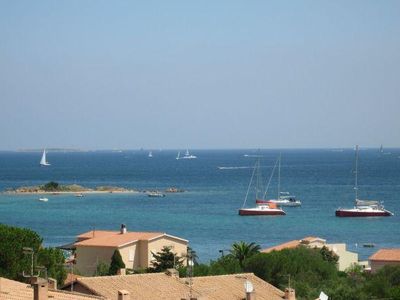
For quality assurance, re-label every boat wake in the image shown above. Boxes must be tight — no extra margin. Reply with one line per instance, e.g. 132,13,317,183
217,166,252,170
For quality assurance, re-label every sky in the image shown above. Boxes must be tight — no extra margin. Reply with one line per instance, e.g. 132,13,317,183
0,0,399,150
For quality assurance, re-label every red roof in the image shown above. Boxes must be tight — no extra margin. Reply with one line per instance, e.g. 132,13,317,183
75,231,164,247
369,249,400,262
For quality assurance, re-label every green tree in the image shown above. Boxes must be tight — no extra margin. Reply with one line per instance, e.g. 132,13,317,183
185,246,199,266
244,246,339,299
95,261,110,276
109,249,125,275
319,246,339,264
37,247,67,286
229,241,261,268
43,181,59,191
150,246,183,272
364,265,400,299
0,224,42,281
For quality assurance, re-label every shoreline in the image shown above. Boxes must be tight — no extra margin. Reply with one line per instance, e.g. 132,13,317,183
3,190,139,195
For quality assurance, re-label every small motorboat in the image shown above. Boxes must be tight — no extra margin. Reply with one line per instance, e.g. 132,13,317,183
75,193,84,197
147,191,166,198
39,197,49,202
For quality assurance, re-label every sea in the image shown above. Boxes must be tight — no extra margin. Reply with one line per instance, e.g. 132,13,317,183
0,149,399,262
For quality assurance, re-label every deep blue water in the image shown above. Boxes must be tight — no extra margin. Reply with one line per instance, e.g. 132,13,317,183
0,149,399,262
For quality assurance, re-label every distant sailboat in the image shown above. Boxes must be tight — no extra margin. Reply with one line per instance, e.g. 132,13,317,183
182,149,197,159
40,149,51,166
176,151,181,160
148,151,153,158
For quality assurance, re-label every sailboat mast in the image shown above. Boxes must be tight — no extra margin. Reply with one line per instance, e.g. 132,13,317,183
355,145,359,200
277,153,281,199
256,158,261,199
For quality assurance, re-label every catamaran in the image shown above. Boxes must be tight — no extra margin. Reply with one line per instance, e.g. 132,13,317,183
255,154,301,207
39,149,51,166
335,145,393,217
239,158,286,216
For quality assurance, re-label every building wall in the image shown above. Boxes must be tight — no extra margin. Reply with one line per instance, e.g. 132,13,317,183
138,240,149,269
75,246,116,276
327,244,358,271
146,236,188,268
370,260,400,273
119,242,139,269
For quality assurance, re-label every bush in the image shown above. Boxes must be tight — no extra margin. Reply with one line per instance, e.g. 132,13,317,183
244,246,339,299
95,261,110,276
42,181,59,191
109,250,125,275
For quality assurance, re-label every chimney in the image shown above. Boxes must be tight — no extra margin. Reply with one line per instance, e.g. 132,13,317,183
33,280,48,300
284,288,296,300
118,290,130,300
47,278,57,290
245,291,256,300
120,224,127,234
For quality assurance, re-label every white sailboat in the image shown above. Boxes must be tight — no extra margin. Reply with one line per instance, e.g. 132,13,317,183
40,149,51,166
148,151,153,158
181,149,197,159
335,145,393,217
256,154,301,207
176,151,181,160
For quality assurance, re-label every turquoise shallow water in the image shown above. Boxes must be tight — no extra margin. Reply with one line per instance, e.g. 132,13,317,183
0,149,399,262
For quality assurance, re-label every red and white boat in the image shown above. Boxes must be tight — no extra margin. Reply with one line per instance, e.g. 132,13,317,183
335,203,393,217
238,157,285,216
335,146,393,218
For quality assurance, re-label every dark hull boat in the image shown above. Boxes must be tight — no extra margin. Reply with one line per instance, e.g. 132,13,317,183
335,145,393,218
335,208,393,217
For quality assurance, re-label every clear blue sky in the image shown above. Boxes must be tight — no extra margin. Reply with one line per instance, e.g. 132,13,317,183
1,1,399,150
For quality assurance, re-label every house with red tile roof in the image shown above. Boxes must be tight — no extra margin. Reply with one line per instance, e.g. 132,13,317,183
73,224,188,276
369,248,400,273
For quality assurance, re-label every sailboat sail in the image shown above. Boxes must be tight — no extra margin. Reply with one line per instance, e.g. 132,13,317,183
40,149,50,166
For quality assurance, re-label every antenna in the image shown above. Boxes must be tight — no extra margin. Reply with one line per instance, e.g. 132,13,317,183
22,247,40,280
186,249,194,300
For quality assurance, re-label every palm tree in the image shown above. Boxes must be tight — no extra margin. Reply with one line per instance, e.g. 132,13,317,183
229,241,261,268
